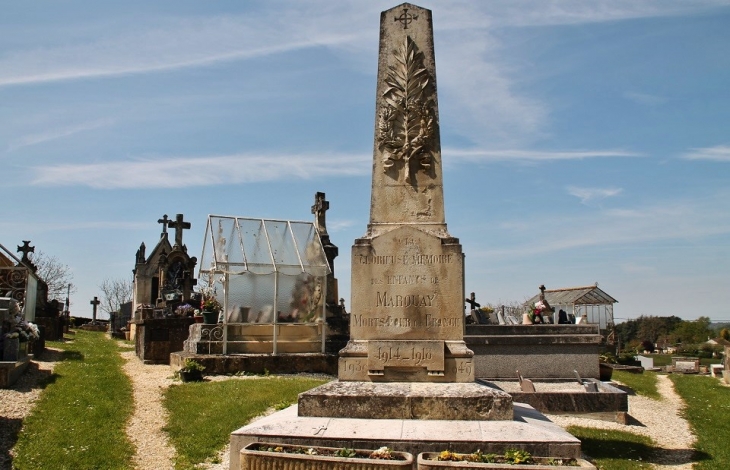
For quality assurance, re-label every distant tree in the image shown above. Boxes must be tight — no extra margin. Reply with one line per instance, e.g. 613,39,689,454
720,328,730,341
98,277,133,315
672,316,713,345
28,250,76,301
640,340,655,353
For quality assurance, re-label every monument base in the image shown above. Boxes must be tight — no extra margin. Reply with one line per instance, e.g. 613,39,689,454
230,403,581,470
298,381,512,420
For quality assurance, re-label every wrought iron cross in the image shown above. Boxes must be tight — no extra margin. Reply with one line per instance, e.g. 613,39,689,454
168,214,191,247
465,292,480,310
394,8,418,29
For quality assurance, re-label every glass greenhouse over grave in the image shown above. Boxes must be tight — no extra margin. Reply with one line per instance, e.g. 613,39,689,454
524,284,617,330
198,216,331,354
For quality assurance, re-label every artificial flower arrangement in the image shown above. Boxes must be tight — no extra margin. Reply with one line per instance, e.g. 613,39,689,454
174,303,196,317
201,296,222,314
3,300,40,342
528,300,547,324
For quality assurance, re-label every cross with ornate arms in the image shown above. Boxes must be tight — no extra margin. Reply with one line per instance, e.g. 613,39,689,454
17,240,34,262
90,296,100,322
168,214,191,247
394,8,418,29
311,192,329,236
157,214,170,237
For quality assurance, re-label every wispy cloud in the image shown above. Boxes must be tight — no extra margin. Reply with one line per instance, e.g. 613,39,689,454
30,152,370,189
566,186,623,204
473,193,730,259
447,148,642,162
681,145,730,162
7,119,113,151
623,91,667,106
0,14,358,88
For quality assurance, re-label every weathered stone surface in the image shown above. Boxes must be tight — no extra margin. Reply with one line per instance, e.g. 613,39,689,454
465,324,602,379
134,317,194,364
230,403,581,470
298,381,512,421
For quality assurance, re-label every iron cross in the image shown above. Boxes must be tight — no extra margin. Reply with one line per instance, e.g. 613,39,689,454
16,240,34,262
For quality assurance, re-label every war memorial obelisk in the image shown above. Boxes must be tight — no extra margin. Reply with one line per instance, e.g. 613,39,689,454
230,5,582,465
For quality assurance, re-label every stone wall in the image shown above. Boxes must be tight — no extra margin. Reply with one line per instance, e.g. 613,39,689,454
134,317,194,364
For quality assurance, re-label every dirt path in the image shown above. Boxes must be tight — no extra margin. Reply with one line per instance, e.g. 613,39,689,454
120,349,177,470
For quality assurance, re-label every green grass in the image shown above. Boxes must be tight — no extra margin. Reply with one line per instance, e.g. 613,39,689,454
164,376,328,469
568,426,655,470
12,330,134,470
611,370,661,400
671,374,730,469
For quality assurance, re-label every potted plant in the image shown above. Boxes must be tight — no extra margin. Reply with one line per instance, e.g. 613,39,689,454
418,449,596,469
599,352,616,381
201,296,222,324
178,358,205,382
241,442,413,470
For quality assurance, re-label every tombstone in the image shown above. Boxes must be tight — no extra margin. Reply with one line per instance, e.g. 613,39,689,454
339,1,473,385
230,6,584,467
300,2,513,422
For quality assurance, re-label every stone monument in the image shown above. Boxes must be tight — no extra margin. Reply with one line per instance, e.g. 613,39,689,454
230,5,582,465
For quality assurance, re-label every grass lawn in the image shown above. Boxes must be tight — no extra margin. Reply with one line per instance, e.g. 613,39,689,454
568,426,655,470
164,376,329,469
611,370,660,400
671,374,730,469
12,330,134,470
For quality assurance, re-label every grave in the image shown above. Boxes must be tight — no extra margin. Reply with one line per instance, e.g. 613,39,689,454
672,356,700,374
132,214,198,364
171,197,348,375
230,5,582,468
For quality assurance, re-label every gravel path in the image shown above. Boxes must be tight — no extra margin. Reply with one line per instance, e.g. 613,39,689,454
0,348,62,470
546,374,696,469
120,348,177,470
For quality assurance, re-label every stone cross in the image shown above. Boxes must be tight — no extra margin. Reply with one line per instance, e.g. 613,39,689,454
90,296,100,322
17,240,34,263
168,214,191,247
465,292,480,310
311,192,329,236
158,214,170,237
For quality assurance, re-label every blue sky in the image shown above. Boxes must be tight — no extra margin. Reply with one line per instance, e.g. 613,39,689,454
1,1,729,322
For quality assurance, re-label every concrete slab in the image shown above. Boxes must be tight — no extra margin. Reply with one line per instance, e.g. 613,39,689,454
229,403,581,470
298,381,513,420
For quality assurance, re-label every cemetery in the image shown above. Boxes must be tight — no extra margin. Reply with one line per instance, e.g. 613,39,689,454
2,3,729,470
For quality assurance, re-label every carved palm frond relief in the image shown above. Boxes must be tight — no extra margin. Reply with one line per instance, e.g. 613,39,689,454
378,36,435,182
